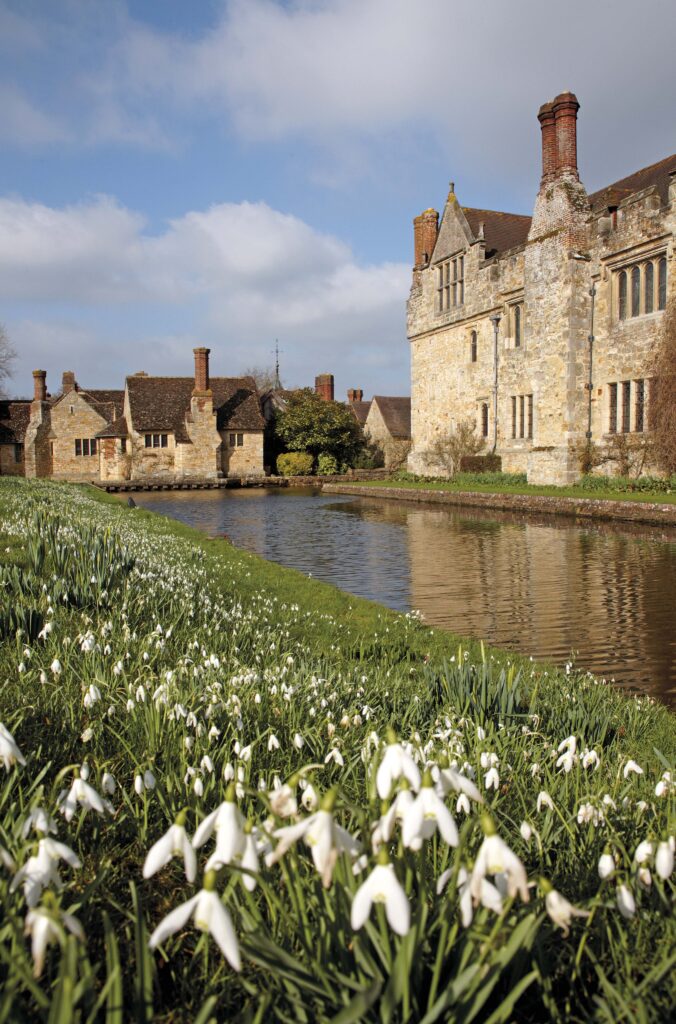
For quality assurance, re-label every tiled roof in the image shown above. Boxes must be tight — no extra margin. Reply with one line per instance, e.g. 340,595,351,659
463,208,532,256
349,400,371,426
372,396,411,438
86,389,125,419
127,376,264,442
588,153,676,213
96,416,129,439
0,400,31,443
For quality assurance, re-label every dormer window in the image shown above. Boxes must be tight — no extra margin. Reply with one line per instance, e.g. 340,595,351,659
436,255,464,312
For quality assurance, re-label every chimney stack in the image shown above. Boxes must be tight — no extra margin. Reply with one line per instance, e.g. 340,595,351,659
62,370,76,394
347,388,363,403
315,373,334,402
33,370,47,403
413,208,439,269
552,91,580,178
537,101,557,183
193,347,210,393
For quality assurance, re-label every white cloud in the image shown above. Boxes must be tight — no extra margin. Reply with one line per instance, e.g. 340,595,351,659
0,85,70,146
1,193,411,397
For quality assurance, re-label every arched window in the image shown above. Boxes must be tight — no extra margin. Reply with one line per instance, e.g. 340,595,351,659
658,257,667,310
470,330,477,363
631,265,640,317
644,262,654,314
618,270,627,320
514,305,521,347
481,403,489,438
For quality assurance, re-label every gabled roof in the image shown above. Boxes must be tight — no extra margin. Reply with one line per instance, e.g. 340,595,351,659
0,400,31,443
126,376,264,443
462,208,532,257
96,416,129,439
349,400,371,426
52,387,124,427
371,396,411,439
588,153,676,213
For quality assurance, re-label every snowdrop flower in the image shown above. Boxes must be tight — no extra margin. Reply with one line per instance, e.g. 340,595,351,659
193,778,204,798
102,772,116,795
556,749,577,773
402,771,458,849
149,870,240,971
540,878,589,937
134,774,145,795
143,811,196,883
623,760,643,779
582,749,599,770
50,659,62,676
471,816,530,904
536,791,554,813
372,785,415,850
655,772,672,798
80,633,96,653
520,822,533,843
11,838,81,906
269,781,298,819
193,786,246,871
0,844,16,871
616,883,636,919
267,734,280,752
351,848,410,936
143,770,156,790
301,783,319,812
484,766,500,791
293,733,304,750
437,763,482,804
655,840,674,880
58,774,107,822
456,793,471,816
598,849,615,880
0,723,26,771
83,684,101,709
376,731,421,799
633,840,653,865
270,790,361,887
37,622,53,640
325,747,344,767
25,899,84,977
21,807,57,839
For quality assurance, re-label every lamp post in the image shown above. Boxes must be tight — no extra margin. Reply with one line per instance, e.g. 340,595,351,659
489,313,502,454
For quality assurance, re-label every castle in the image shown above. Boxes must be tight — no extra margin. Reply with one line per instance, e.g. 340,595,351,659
407,92,675,484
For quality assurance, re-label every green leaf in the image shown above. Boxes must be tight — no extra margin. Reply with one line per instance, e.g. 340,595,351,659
329,980,382,1024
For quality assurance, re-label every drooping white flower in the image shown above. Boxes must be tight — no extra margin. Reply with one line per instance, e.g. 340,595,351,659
371,785,414,850
541,878,589,937
148,870,240,970
143,812,196,883
21,806,57,839
484,766,500,790
0,723,26,771
351,849,410,936
536,791,554,813
269,782,298,819
655,840,674,880
25,901,84,977
582,749,600,770
57,775,107,822
50,659,62,676
11,838,81,906
376,732,420,799
301,783,319,812
598,849,615,880
437,764,482,804
633,840,653,865
193,787,246,872
623,760,643,779
520,821,533,843
270,791,361,887
267,734,280,752
402,771,458,849
470,816,530,904
102,772,116,795
616,882,636,919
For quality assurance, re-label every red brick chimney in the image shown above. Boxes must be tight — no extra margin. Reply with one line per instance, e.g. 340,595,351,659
315,374,334,402
62,370,76,393
413,208,439,269
347,388,363,403
193,347,210,393
552,91,580,178
33,370,47,403
537,101,557,183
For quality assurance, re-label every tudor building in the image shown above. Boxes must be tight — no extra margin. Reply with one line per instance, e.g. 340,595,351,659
407,92,675,484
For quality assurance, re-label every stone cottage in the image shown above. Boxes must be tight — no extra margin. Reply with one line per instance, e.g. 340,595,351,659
407,91,675,483
20,348,265,484
0,399,30,476
362,396,411,469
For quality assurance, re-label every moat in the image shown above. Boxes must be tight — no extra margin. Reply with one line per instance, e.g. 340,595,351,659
128,487,676,705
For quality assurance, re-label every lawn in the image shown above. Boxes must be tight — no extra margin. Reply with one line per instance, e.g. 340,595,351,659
0,478,673,1022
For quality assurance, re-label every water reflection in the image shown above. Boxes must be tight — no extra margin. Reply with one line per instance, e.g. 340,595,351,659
127,488,676,704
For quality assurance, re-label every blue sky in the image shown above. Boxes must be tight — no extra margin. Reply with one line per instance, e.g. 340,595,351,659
1,0,675,400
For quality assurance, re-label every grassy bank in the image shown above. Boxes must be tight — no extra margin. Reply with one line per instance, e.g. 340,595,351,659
0,479,674,1022
354,473,676,504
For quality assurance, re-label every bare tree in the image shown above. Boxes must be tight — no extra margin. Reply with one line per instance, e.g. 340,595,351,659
241,365,280,391
422,419,485,477
650,297,676,475
0,325,16,398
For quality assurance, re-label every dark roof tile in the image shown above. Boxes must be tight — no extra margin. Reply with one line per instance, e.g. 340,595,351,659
0,400,31,443
127,376,264,442
462,208,532,256
588,154,676,213
372,396,411,438
349,400,371,426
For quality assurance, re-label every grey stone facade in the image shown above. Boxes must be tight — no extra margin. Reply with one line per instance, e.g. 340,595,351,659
407,92,675,484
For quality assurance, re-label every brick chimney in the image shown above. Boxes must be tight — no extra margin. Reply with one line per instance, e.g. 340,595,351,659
62,370,76,394
193,347,210,393
33,370,47,403
537,101,557,183
413,208,439,269
315,374,334,402
552,91,580,178
347,388,363,403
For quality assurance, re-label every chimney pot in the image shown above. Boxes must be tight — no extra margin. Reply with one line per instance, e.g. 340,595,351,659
347,388,364,404
193,347,210,393
552,91,580,178
537,101,557,183
413,208,439,270
33,370,47,403
62,370,76,394
315,374,334,402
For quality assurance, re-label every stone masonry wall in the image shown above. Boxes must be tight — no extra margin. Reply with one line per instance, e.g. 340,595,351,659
0,443,24,476
221,431,264,476
50,392,107,483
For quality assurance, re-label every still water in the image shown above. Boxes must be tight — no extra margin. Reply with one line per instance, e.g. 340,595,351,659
128,488,676,705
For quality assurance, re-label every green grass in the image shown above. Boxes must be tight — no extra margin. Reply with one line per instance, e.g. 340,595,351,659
346,475,676,504
0,478,673,1023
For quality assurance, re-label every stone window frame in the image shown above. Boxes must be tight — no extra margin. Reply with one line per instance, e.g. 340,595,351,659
144,433,168,449
469,329,478,363
504,298,525,350
478,400,489,439
435,253,464,313
229,432,244,447
510,393,533,440
74,438,98,457
606,379,650,435
614,252,667,323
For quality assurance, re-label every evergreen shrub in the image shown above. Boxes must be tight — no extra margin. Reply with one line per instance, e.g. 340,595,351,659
276,452,314,477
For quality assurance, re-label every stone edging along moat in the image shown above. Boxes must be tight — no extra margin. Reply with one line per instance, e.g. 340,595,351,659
320,483,676,527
